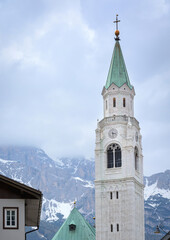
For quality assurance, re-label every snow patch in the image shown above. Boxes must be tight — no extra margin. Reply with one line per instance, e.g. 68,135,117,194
73,177,94,188
36,149,44,154
42,198,72,222
144,179,170,200
53,158,64,167
83,180,94,188
27,178,33,187
73,177,85,182
11,175,23,184
0,158,16,164
148,203,159,208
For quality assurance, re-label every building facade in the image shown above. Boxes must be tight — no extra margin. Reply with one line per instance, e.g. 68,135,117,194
0,174,42,240
95,25,145,240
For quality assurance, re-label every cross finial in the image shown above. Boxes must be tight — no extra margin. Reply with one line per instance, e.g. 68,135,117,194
113,14,120,30
113,14,120,40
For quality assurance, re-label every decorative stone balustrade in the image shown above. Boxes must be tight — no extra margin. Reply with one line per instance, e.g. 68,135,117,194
98,115,139,129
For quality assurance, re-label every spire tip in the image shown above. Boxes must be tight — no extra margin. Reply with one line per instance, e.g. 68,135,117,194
113,14,120,41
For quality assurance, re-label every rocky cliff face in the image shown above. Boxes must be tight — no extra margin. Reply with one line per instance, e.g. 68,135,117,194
0,146,169,240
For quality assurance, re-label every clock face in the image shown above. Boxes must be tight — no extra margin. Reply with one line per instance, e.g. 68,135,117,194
135,132,138,142
108,128,118,139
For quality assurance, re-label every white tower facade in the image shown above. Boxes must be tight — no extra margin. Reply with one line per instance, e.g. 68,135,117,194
95,21,145,240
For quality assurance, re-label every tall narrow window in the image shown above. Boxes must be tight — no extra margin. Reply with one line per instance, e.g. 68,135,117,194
115,146,121,167
107,144,121,168
113,98,116,107
106,100,107,110
123,98,126,107
111,224,113,232
107,147,114,168
134,147,139,171
110,192,112,199
117,224,119,232
116,191,119,199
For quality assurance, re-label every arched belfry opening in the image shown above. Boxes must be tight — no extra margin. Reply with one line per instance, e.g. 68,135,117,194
107,143,121,168
134,146,139,171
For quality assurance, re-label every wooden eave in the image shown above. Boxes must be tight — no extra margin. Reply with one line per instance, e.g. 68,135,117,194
0,174,42,227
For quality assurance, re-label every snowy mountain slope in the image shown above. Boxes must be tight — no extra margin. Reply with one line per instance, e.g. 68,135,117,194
0,146,169,240
0,146,95,224
144,178,170,201
144,171,170,239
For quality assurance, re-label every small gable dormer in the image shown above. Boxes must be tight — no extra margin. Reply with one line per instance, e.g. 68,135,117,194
69,221,76,231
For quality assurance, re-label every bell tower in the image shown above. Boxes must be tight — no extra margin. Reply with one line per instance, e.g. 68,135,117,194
95,15,145,240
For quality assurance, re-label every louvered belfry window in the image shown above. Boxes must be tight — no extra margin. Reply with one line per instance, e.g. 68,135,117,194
107,144,121,168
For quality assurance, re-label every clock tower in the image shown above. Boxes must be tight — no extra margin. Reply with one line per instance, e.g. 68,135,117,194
95,16,145,240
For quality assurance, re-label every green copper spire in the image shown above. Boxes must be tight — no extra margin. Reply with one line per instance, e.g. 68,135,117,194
105,41,133,90
105,15,133,90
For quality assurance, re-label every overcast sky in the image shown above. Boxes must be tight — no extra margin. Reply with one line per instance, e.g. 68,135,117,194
0,0,170,176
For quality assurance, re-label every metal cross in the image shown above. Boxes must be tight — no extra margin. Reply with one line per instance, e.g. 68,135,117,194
113,14,120,30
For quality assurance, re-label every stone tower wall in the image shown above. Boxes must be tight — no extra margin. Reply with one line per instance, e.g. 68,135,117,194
95,82,145,240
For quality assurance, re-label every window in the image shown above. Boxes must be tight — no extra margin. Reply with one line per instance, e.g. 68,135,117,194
107,144,121,168
117,224,119,232
113,98,116,107
69,223,76,231
116,191,119,199
134,147,139,171
111,224,113,232
110,192,112,199
3,207,18,229
123,98,126,107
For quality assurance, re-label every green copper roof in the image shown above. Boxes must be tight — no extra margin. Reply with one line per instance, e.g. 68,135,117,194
105,41,133,89
51,208,95,240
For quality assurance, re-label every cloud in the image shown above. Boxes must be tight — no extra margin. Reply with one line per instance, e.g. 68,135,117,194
0,0,97,156
2,43,46,68
140,0,170,19
0,0,170,175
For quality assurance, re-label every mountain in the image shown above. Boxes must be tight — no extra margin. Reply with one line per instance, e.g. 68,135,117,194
144,171,170,239
0,146,169,240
